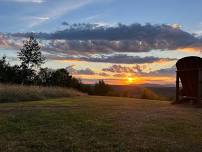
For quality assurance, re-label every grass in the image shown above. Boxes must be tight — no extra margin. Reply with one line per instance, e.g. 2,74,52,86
0,84,85,102
0,96,202,151
141,88,171,101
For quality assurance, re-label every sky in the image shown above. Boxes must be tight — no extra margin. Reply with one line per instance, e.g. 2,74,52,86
0,0,202,85
0,0,202,33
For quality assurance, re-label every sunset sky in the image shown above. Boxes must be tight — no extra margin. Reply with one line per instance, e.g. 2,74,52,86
0,0,202,85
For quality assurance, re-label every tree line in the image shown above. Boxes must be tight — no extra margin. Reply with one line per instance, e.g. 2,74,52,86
0,36,111,96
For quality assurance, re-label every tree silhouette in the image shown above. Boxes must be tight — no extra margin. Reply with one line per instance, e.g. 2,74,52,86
94,80,111,96
0,56,21,84
18,35,45,70
51,69,72,87
17,35,45,84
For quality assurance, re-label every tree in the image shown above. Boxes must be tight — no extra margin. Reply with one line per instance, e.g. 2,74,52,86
18,35,45,70
18,35,45,84
51,69,72,87
94,80,111,96
70,77,83,90
35,68,53,86
0,56,9,83
0,56,21,84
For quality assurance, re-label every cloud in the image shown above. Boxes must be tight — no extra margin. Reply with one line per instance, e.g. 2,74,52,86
102,64,176,77
113,73,127,77
171,23,183,29
98,72,110,77
103,65,143,73
177,46,202,53
76,68,95,75
7,0,45,3
43,23,194,42
77,55,176,64
66,65,95,75
0,33,177,66
65,66,109,77
84,14,103,21
45,53,176,64
20,16,50,28
28,0,94,28
31,16,50,20
0,34,21,49
12,23,201,53
147,66,176,76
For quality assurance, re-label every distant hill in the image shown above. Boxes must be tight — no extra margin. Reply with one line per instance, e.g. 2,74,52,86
111,85,175,100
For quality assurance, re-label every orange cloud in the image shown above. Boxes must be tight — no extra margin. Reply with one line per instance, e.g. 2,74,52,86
155,59,177,64
177,47,202,53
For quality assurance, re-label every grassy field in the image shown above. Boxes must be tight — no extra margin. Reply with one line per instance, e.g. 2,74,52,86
0,96,202,152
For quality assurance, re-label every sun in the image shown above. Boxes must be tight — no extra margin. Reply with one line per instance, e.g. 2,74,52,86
127,77,134,84
126,76,143,84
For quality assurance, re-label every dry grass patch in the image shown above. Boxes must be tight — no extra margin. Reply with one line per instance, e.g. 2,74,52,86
0,84,85,102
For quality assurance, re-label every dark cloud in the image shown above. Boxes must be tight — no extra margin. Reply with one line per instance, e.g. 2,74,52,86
43,40,139,55
11,23,201,53
77,68,95,75
103,65,143,73
66,65,95,75
147,66,176,76
78,55,176,64
61,22,69,26
65,66,110,77
46,53,176,64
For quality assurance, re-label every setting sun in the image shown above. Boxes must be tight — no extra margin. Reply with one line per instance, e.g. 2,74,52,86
126,76,145,85
127,77,134,84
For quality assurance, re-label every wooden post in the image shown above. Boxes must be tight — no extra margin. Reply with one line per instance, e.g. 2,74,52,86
176,71,180,103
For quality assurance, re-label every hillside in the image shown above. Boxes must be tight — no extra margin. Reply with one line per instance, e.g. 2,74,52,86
0,96,202,151
111,85,176,99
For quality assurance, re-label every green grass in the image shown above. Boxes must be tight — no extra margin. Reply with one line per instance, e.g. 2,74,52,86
0,84,85,102
0,96,202,151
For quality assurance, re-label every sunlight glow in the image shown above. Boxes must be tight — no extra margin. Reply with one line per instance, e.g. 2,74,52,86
127,77,134,84
126,76,143,85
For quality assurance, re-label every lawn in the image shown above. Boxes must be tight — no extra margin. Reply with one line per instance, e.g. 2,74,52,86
0,96,202,152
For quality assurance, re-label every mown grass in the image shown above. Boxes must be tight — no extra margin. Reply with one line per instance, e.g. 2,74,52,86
0,96,202,151
0,84,85,102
